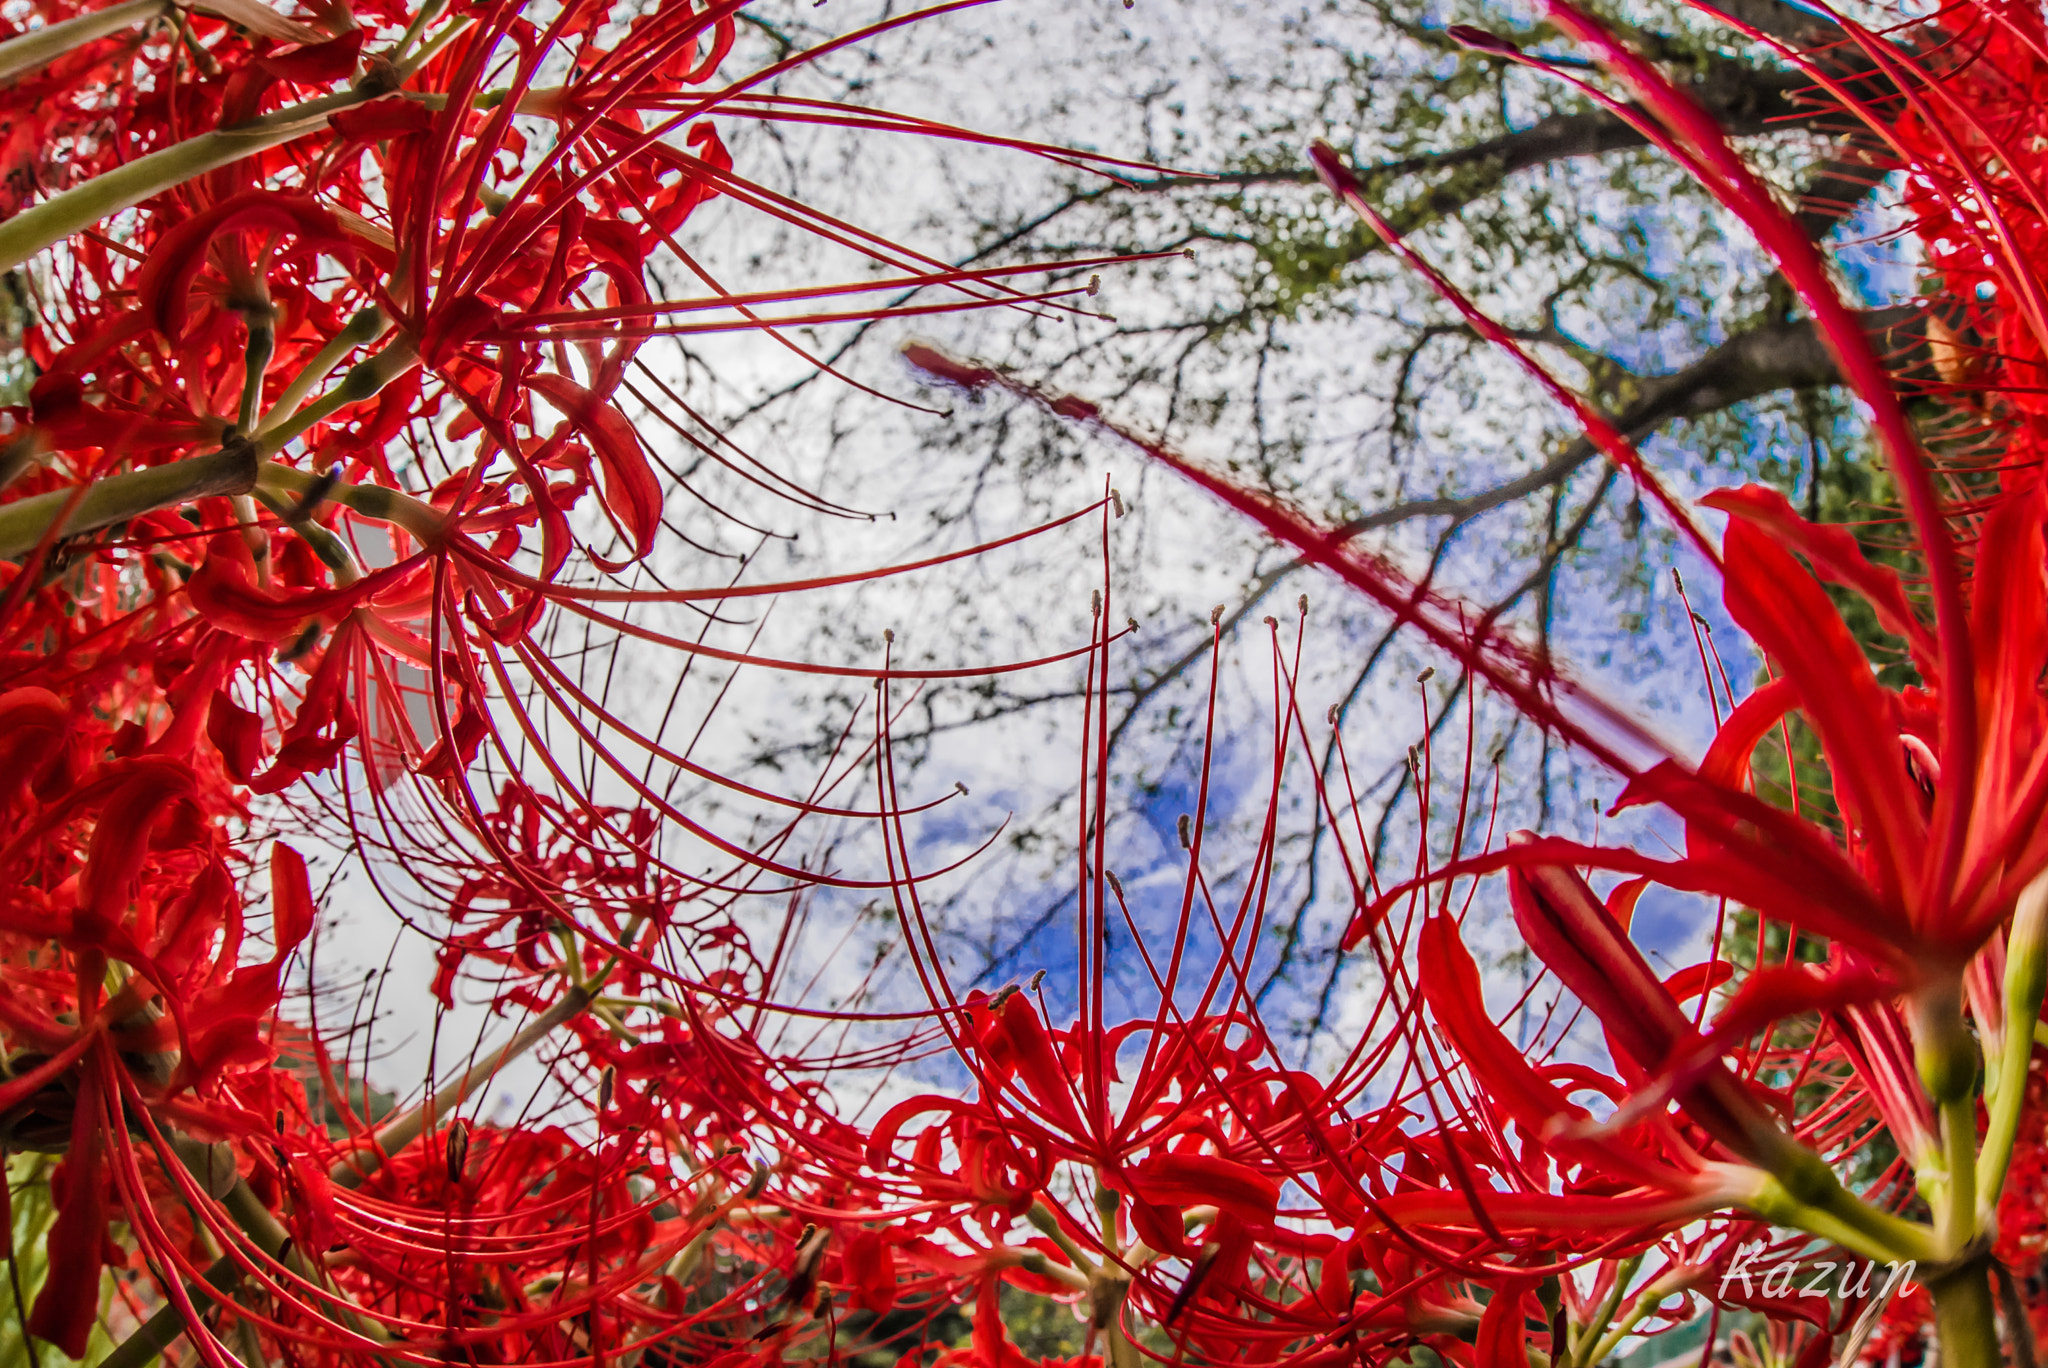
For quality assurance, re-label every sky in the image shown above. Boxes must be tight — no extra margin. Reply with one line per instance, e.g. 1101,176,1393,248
297,0,1906,1136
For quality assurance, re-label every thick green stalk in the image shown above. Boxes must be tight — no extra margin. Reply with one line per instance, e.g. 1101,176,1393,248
0,0,167,84
1579,1266,1693,1367
0,441,255,560
219,1179,390,1347
1929,1260,2000,1368
254,458,443,546
237,312,275,435
1901,972,1981,1263
1745,1144,1940,1267
1027,1202,1099,1274
249,485,358,578
0,447,446,567
1571,1253,1640,1367
391,0,443,56
1981,871,2048,1211
0,328,434,564
0,86,372,273
1938,1092,1980,1250
233,304,275,576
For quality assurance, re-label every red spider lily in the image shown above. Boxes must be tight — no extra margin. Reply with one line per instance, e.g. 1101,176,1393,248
0,709,954,1368
0,0,1160,996
0,0,1200,1358
857,591,1383,1364
896,1,2048,1352
841,577,1882,1364
0,0,1173,967
849,564,1695,1362
22,0,2048,1359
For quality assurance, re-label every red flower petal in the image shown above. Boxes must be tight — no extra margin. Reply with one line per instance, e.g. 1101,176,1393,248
1417,914,1676,1192
135,191,361,340
255,29,364,84
1507,847,1801,1171
528,371,663,567
1720,518,1926,912
26,1057,107,1360
1703,485,1937,673
1126,1151,1278,1226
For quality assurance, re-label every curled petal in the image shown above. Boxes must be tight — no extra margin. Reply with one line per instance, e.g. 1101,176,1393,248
529,371,663,566
136,191,368,339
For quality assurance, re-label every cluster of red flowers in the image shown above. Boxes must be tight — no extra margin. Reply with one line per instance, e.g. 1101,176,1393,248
0,0,1157,1359
901,0,2048,1360
7,0,2048,1362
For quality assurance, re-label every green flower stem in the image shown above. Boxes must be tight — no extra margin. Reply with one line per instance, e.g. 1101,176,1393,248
234,303,271,574
230,1295,269,1368
232,493,269,580
249,485,359,580
237,314,275,435
0,318,413,565
218,1176,391,1348
1748,1169,1938,1267
1570,1252,1640,1367
1909,974,1982,1255
0,440,256,561
1014,1248,1091,1293
392,13,470,80
254,337,419,458
1938,1093,1980,1250
1094,1178,1121,1260
1579,1265,1693,1368
0,0,168,86
1027,1202,1100,1274
256,306,390,434
420,84,568,115
1928,1259,2001,1368
389,0,445,65
254,458,443,546
330,983,592,1190
0,446,444,569
0,85,374,274
1980,871,2048,1213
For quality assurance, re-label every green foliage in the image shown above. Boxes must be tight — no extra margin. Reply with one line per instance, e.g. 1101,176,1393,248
0,271,32,409
0,1154,120,1368
990,1284,1090,1361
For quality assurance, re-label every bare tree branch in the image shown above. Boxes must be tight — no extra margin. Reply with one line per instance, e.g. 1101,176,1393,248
1345,303,1920,538
1098,303,1919,772
969,50,1887,252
